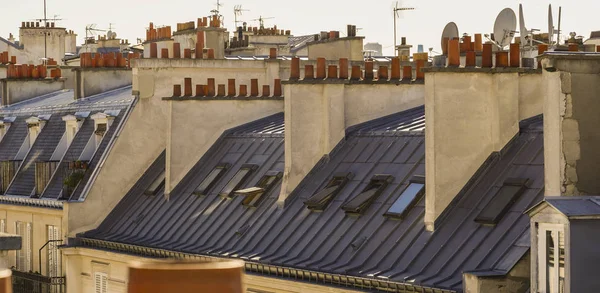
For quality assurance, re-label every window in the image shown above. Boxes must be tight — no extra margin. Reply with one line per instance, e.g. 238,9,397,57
475,178,529,225
236,171,283,207
0,219,5,233
537,225,565,293
219,164,258,198
94,272,108,293
144,170,165,196
342,175,393,215
193,163,230,196
15,221,32,272
305,172,353,211
47,225,61,277
384,175,425,219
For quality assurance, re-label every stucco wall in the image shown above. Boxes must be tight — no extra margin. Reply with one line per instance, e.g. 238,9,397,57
62,247,365,293
517,73,543,120
19,28,66,64
75,69,132,99
307,37,364,61
425,72,520,230
1,79,65,106
0,205,63,275
464,254,530,293
143,40,174,58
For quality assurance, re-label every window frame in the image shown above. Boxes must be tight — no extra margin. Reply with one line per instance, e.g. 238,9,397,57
384,175,425,219
474,178,529,225
236,170,283,207
218,164,258,198
144,169,165,196
305,172,353,211
193,163,230,196
342,174,394,215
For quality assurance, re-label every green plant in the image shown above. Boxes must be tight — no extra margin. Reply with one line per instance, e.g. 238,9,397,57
63,170,85,189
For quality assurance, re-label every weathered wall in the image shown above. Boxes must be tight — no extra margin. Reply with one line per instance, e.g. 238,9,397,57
307,37,364,61
74,69,132,99
0,205,63,275
542,55,600,196
143,40,174,58
281,81,425,202
463,254,530,293
204,29,227,59
62,247,365,293
517,73,543,120
19,27,66,64
425,71,520,230
1,79,65,106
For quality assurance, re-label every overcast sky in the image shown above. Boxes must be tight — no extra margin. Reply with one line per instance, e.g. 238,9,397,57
0,0,596,55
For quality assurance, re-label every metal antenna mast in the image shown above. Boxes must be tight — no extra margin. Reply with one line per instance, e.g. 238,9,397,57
234,5,249,27
393,1,415,55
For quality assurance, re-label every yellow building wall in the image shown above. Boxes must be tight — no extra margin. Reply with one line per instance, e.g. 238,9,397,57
0,204,64,275
62,247,364,293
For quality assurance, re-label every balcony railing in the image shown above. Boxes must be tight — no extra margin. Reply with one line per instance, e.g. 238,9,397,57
11,270,65,293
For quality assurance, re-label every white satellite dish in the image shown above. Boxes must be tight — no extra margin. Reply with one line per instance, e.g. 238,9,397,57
493,8,517,48
548,4,554,45
519,4,528,46
441,22,459,49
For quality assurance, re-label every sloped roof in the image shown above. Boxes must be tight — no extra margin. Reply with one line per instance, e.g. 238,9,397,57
288,34,315,53
81,108,543,292
0,87,133,204
528,196,600,219
0,36,23,49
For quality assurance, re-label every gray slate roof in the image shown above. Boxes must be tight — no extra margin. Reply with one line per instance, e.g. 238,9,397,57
530,196,600,218
0,87,133,202
83,107,543,292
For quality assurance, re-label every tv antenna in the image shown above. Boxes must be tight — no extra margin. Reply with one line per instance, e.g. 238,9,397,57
210,0,225,26
234,5,249,27
249,16,274,30
492,8,517,50
393,1,415,55
85,24,107,42
440,22,459,51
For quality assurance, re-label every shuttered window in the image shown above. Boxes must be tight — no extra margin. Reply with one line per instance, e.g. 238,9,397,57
15,221,32,272
47,225,62,277
0,219,5,233
94,272,108,293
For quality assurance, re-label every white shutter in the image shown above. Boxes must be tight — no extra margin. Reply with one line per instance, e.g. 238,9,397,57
94,272,108,293
0,219,5,233
47,225,62,277
25,222,32,272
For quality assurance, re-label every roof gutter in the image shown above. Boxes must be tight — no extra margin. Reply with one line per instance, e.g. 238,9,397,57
72,237,455,293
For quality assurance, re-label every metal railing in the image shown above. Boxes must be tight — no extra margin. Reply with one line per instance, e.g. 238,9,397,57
11,270,65,293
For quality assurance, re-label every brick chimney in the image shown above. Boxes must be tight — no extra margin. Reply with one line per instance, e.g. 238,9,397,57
540,53,600,196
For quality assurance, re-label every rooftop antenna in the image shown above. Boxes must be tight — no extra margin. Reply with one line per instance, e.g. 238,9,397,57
557,6,562,45
548,4,554,45
234,5,250,27
211,0,225,26
85,24,107,51
493,8,517,50
34,1,65,59
440,22,459,51
393,1,415,55
519,4,529,47
249,16,275,30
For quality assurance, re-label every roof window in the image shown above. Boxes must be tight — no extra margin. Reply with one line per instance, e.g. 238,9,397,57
193,163,230,196
342,175,393,215
475,178,529,225
235,171,282,207
384,175,425,219
219,164,258,198
305,172,353,211
144,170,165,196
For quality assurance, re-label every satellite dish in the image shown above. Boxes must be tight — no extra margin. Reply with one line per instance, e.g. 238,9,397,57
441,22,459,49
548,4,554,45
493,8,517,48
519,4,528,46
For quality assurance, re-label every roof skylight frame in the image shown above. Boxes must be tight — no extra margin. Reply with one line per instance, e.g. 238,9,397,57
305,172,353,211
219,164,258,199
144,170,165,196
474,177,529,225
193,163,230,196
384,175,425,219
236,170,283,208
342,174,394,215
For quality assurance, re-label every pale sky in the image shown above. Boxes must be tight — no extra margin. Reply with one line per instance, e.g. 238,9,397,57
1,0,597,55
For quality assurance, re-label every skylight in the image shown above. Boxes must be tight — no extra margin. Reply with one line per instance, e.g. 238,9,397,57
193,163,230,196
305,172,353,211
384,175,425,219
342,175,393,215
236,171,283,207
219,164,258,198
475,178,529,225
144,170,165,196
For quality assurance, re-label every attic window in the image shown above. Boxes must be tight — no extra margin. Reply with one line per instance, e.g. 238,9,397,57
95,123,107,136
384,175,425,219
475,178,529,225
236,171,283,207
219,164,258,198
305,172,353,211
193,163,230,196
144,170,165,196
342,175,393,215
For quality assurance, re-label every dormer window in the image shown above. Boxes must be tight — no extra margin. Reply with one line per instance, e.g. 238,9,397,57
95,123,107,136
305,172,353,211
342,175,393,215
384,175,425,219
193,163,230,196
235,171,283,207
16,116,47,160
219,164,258,198
475,178,529,225
145,170,165,196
